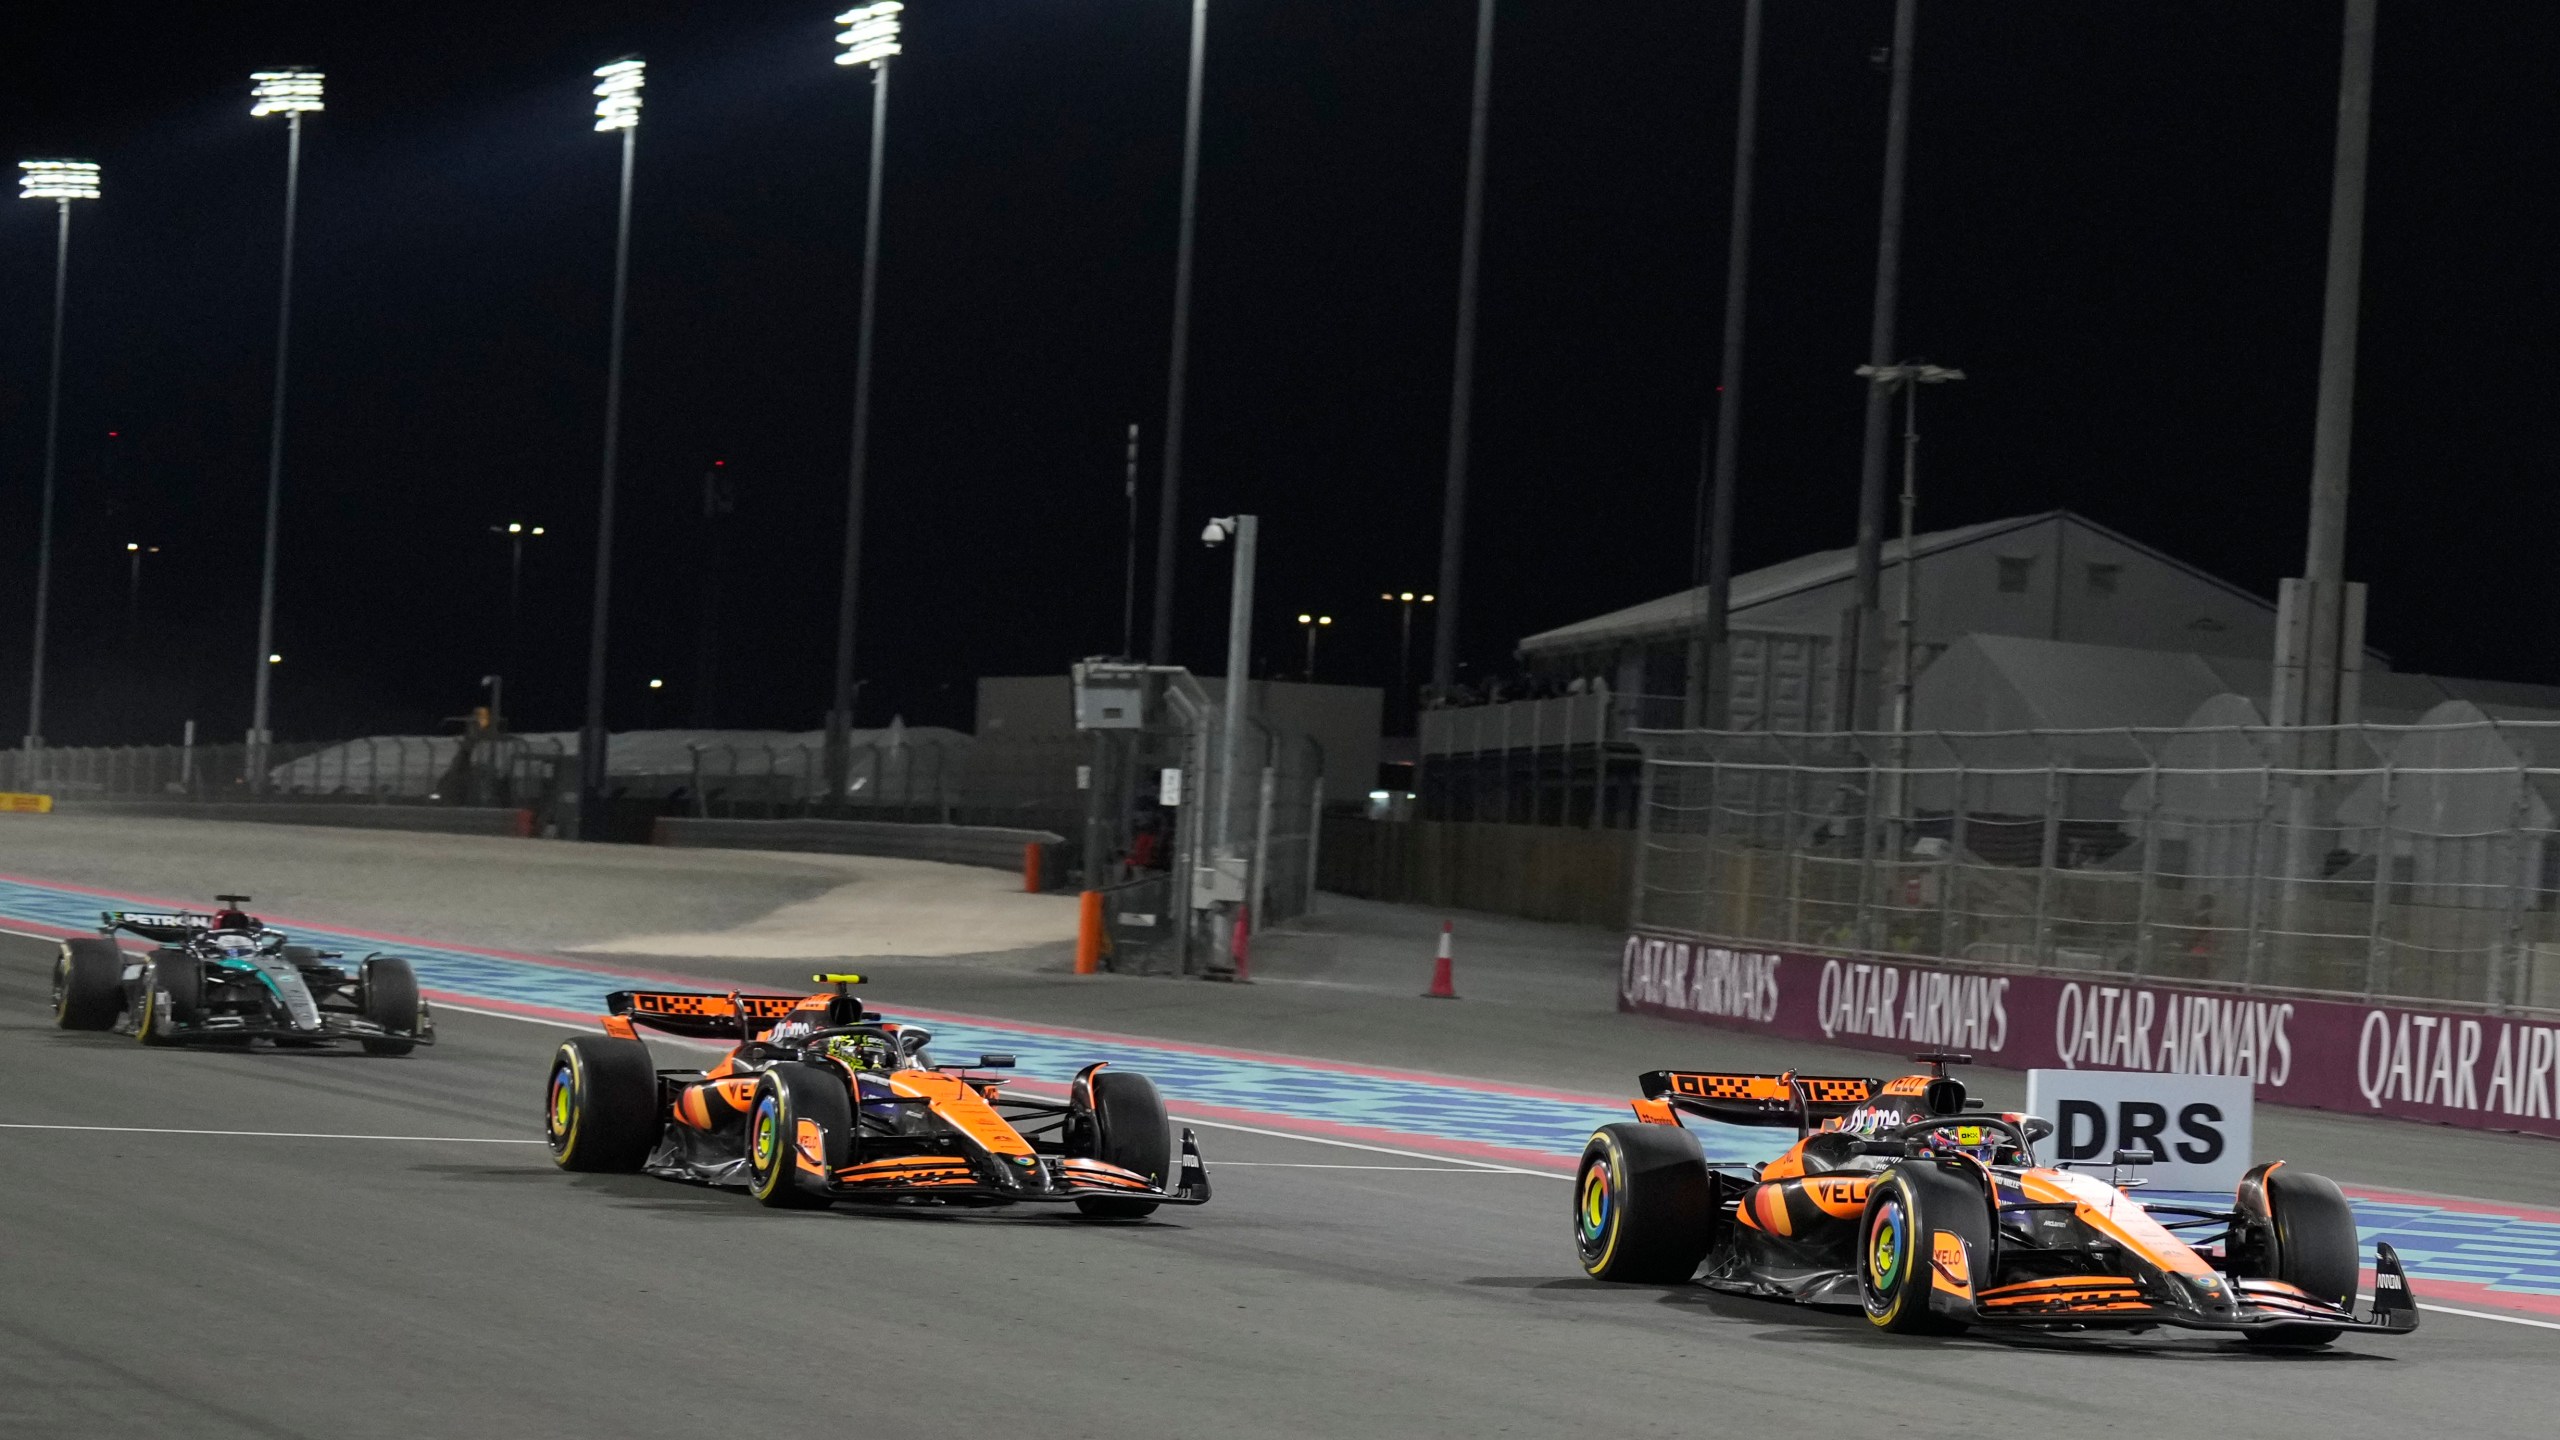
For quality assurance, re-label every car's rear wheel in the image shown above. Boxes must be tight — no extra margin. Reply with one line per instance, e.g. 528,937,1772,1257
2232,1164,2356,1347
1074,1071,1171,1219
1574,1123,1714,1283
545,1036,659,1172
1858,1165,1990,1334
51,938,124,1031
133,950,201,1047
358,957,421,1056
746,1067,846,1209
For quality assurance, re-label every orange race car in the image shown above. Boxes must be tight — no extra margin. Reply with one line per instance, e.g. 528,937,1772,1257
544,974,1208,1216
1574,1053,2418,1347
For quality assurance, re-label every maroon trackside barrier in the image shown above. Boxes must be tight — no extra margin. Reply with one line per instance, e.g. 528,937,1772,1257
1617,932,2560,1141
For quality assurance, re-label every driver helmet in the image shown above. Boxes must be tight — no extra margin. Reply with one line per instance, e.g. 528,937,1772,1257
213,908,257,931
1926,1123,2007,1166
824,1032,896,1074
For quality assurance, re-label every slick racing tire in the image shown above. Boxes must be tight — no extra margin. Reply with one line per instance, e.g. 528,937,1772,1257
1858,1164,1991,1335
1575,1123,1713,1283
2234,1165,2357,1348
546,1036,659,1173
357,957,422,1056
747,1067,849,1210
133,949,202,1047
1074,1071,1172,1219
52,938,125,1031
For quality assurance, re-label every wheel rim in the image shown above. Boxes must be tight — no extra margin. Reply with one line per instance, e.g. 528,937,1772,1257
751,1092,781,1176
1576,1156,1615,1262
546,1063,577,1152
1867,1194,1908,1299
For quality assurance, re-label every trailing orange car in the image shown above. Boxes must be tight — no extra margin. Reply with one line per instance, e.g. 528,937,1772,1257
1575,1053,2417,1346
544,974,1208,1216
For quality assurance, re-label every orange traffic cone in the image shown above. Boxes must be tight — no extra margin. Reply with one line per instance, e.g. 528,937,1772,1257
1422,920,1458,999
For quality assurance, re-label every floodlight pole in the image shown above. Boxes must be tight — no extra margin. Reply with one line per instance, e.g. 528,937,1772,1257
1149,0,1209,665
827,56,894,803
1847,0,1918,735
579,121,638,839
1430,0,1498,700
1683,0,1764,730
246,113,305,792
23,199,74,757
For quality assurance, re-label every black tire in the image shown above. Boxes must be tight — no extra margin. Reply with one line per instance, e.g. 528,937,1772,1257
1858,1163,1993,1335
2234,1164,2357,1347
358,957,421,1056
1075,1071,1172,1219
133,949,202,1047
51,938,125,1031
746,1067,848,1209
1574,1123,1714,1283
545,1035,659,1172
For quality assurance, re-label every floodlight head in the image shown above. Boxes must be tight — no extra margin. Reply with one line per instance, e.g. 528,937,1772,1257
1298,614,1312,624
593,58,646,132
1201,516,1235,546
250,69,325,117
127,542,140,552
836,2,905,69
18,160,100,203
649,678,664,690
507,522,523,534
531,526,546,536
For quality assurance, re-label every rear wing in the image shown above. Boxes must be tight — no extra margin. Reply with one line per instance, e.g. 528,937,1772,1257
102,910,212,944
1639,1070,1885,1131
607,989,815,1041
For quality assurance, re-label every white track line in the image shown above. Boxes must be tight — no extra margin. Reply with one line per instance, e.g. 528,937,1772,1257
2417,1302,2560,1333
0,1121,541,1145
1166,1116,1563,1177
1213,1162,1498,1172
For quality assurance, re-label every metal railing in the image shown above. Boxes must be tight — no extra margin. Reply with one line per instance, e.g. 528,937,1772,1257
1635,720,2560,1014
0,737,560,805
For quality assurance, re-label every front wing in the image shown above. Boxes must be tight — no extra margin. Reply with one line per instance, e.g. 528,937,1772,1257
1947,1242,2420,1336
814,1128,1213,1207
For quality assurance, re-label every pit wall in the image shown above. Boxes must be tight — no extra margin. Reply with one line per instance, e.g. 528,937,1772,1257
1619,931,2560,1141
56,800,533,837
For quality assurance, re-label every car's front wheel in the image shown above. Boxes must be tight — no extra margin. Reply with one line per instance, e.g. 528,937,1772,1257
1072,1070,1171,1219
1574,1123,1713,1282
357,957,421,1056
133,951,201,1047
746,1067,849,1210
1857,1165,1991,1335
2231,1163,2357,1347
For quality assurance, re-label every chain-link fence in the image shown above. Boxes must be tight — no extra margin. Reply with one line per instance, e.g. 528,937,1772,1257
1636,720,2560,1014
0,737,563,806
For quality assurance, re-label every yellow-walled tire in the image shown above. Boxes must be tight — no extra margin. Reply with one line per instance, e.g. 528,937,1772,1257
1574,1123,1713,1283
545,1036,658,1172
746,1070,836,1210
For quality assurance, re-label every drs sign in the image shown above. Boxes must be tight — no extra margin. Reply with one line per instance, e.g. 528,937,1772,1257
2023,1069,2253,1192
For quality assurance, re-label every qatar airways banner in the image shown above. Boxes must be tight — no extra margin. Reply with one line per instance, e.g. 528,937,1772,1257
1617,932,2560,1141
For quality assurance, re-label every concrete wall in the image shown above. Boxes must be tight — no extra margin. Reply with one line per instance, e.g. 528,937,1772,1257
56,800,532,836
653,816,1065,883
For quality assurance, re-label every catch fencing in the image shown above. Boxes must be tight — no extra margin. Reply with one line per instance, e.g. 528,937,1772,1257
0,738,561,807
1636,720,2560,1014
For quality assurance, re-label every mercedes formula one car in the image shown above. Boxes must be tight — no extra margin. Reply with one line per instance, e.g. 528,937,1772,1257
1574,1053,2417,1346
544,974,1210,1216
49,896,433,1055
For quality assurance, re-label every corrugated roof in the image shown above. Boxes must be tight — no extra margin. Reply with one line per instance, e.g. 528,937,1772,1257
1519,513,2050,657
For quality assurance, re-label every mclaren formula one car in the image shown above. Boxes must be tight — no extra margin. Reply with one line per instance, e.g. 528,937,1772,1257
1574,1053,2417,1346
49,897,433,1055
544,974,1210,1216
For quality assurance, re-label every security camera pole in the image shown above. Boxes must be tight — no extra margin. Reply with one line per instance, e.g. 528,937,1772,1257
1202,515,1256,911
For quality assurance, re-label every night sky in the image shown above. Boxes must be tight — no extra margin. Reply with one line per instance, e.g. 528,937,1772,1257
4,3,2553,746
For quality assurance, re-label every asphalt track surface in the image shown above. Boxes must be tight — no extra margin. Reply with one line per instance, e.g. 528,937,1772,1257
6,936,2558,1438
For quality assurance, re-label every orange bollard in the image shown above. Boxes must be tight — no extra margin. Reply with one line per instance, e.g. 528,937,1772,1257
1075,890,1105,975
1231,904,1252,983
1422,920,1458,999
1023,843,1043,893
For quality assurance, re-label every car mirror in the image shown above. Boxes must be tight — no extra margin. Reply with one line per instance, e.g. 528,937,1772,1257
2021,1117,2055,1144
2112,1147,2155,1166
976,1053,1016,1069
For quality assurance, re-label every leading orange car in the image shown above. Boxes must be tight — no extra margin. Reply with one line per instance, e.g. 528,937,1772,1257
544,974,1208,1216
1574,1053,2416,1346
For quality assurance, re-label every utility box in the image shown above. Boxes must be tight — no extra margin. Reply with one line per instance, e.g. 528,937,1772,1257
1071,662,1148,730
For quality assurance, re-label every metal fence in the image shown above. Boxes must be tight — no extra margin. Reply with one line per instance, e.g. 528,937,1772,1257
680,735,1084,837
0,737,562,805
1635,720,2560,1014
